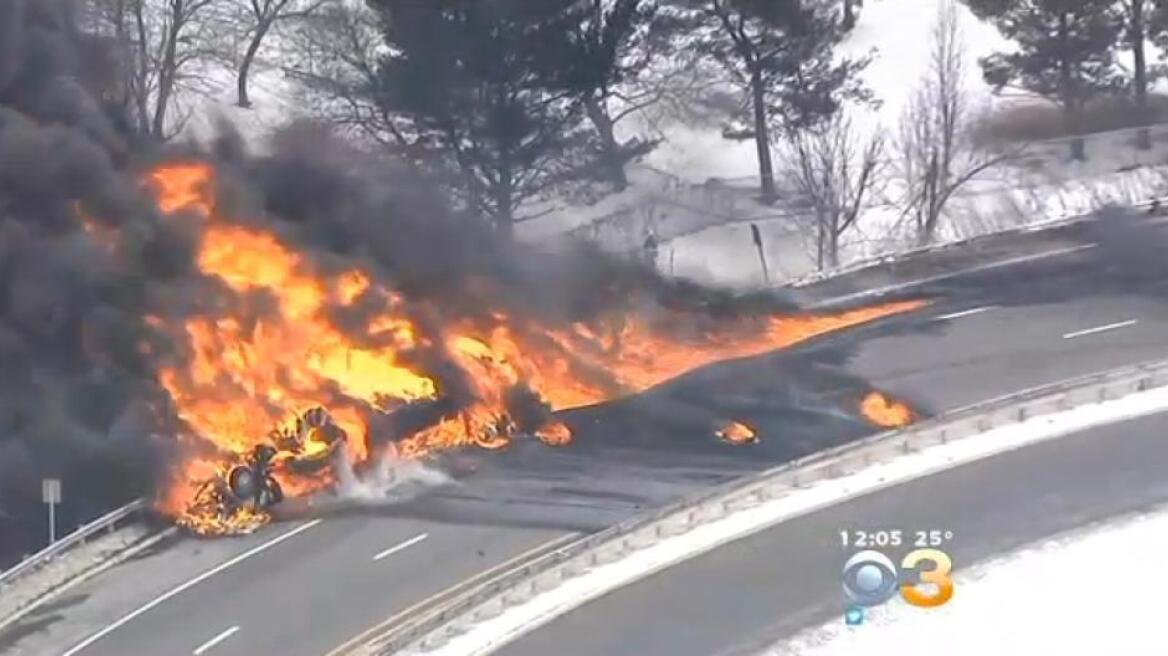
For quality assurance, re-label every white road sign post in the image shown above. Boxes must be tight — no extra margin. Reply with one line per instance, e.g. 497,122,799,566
42,478,61,545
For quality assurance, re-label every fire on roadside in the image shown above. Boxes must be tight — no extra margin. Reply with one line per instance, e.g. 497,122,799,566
114,161,927,535
860,391,917,428
715,420,758,444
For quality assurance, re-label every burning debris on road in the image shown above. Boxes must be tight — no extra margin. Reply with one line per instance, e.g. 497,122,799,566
860,391,917,428
108,161,929,535
715,420,758,445
0,1,929,550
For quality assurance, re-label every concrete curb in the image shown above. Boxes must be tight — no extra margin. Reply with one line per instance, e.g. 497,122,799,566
0,527,177,639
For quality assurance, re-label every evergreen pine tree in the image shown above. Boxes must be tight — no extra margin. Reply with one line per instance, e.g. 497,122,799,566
969,0,1124,160
368,0,588,234
669,0,867,202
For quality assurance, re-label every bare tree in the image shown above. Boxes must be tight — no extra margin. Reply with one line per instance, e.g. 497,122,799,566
780,112,885,270
231,0,326,108
85,0,226,140
1125,0,1152,150
896,1,1019,246
282,2,419,153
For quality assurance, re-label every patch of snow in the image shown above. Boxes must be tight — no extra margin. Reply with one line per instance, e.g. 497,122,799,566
406,384,1168,656
765,505,1168,656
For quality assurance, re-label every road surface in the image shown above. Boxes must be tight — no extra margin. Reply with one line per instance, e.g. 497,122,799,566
5,211,1168,656
500,410,1168,656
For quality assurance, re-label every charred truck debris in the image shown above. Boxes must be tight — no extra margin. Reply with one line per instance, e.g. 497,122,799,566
0,0,924,553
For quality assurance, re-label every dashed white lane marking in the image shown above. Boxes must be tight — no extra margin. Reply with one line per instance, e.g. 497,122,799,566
192,626,240,655
1062,319,1138,340
373,533,429,561
61,519,323,656
933,306,997,321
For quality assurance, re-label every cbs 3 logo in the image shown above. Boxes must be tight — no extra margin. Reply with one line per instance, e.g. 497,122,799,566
842,548,954,608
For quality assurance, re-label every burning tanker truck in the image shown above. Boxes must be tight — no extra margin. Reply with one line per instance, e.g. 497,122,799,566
130,161,926,538
178,407,347,535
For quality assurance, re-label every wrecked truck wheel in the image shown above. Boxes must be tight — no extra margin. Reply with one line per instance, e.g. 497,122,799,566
227,466,259,502
260,476,284,507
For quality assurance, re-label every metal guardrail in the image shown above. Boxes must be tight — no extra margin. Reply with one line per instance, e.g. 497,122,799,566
0,499,148,588
783,195,1168,291
367,357,1168,655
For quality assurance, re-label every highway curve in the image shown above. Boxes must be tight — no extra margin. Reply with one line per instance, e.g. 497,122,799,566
499,408,1168,656
5,211,1168,656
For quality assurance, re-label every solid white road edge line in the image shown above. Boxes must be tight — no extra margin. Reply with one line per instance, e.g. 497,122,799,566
810,243,1097,308
192,625,240,656
933,306,997,321
413,384,1168,656
1062,319,1138,340
373,533,429,562
61,519,323,656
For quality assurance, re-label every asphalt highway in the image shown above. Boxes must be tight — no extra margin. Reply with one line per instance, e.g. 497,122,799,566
500,411,1168,656
5,211,1168,656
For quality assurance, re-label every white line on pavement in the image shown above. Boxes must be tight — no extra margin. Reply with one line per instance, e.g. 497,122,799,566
933,306,997,321
810,243,1098,308
326,532,580,656
373,533,429,561
1062,319,1138,340
61,519,323,656
420,383,1168,656
192,626,240,655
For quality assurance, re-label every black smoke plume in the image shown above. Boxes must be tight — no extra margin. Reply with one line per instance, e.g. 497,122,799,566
0,0,794,564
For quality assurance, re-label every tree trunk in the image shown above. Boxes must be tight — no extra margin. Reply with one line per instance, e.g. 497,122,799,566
1056,13,1086,161
920,152,940,245
1132,0,1152,150
816,215,826,270
843,0,855,30
495,164,515,238
237,19,274,109
583,94,629,191
750,69,777,203
152,36,178,137
827,220,840,269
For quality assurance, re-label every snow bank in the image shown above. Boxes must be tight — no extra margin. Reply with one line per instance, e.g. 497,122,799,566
766,505,1168,656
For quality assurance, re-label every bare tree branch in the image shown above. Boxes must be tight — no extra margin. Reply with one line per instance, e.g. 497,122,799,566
895,1,1026,245
780,112,886,270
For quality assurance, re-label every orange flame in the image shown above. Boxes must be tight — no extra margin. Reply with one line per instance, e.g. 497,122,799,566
860,391,916,428
535,421,573,447
140,161,927,529
715,420,757,444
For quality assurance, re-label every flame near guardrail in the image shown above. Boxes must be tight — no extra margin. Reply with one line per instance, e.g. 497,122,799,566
365,357,1168,655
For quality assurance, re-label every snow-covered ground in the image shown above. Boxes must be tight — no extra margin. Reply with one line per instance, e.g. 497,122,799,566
766,504,1168,656
165,0,1168,291
517,0,1168,289
640,0,1009,181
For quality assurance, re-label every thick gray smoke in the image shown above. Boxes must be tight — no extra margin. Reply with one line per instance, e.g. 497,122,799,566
0,0,185,562
0,0,793,563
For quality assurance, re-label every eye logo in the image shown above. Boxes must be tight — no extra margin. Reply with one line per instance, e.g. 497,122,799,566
842,548,955,608
842,550,899,606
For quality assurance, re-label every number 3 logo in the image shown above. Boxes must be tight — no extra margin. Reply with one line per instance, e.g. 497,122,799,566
900,548,954,607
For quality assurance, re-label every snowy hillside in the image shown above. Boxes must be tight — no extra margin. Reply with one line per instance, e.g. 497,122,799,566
629,0,1011,182
161,1,1168,291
